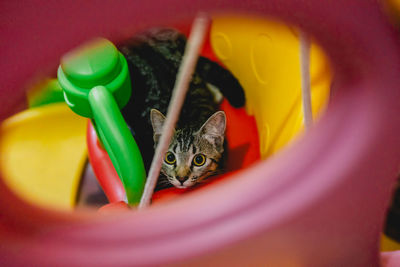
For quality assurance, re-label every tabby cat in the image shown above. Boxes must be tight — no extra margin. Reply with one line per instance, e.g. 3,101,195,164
119,28,245,190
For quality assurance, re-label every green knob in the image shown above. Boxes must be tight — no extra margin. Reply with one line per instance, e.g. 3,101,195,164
61,38,121,88
58,38,131,118
57,38,146,205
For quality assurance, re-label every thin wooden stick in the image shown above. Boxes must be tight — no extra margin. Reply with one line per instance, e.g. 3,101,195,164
299,31,313,130
139,13,209,208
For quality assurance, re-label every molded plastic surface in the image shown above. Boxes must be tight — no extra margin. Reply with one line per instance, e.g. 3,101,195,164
0,1,399,266
211,15,331,158
88,86,146,205
388,0,400,12
58,38,132,118
87,121,126,203
27,79,65,108
0,103,87,209
61,39,121,89
58,39,146,205
382,235,400,252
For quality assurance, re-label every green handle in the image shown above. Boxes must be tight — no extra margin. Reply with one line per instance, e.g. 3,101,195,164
57,38,146,205
89,86,145,205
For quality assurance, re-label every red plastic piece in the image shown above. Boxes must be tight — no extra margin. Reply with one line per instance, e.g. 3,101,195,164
86,121,126,203
98,201,131,213
175,21,222,63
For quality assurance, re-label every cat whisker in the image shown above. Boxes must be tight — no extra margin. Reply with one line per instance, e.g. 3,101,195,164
157,181,171,185
199,170,226,183
207,169,225,176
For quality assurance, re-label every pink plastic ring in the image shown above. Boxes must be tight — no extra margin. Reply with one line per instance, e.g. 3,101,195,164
0,1,399,266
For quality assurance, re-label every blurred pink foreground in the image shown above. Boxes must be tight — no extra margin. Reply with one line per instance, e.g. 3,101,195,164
0,0,400,266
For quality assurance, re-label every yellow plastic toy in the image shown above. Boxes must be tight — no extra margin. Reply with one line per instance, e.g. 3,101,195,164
0,103,87,210
387,0,400,16
210,14,331,158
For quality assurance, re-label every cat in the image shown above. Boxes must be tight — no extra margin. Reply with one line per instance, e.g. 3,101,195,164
150,109,226,189
119,28,245,190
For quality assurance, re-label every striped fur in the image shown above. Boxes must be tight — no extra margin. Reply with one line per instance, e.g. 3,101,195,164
151,110,225,188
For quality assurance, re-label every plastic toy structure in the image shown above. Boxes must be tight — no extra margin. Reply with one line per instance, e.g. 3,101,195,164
0,1,400,266
58,38,146,205
1,102,87,209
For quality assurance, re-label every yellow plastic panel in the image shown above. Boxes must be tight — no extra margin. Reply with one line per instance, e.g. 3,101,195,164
381,235,400,251
388,0,400,12
384,0,400,25
0,103,87,210
211,15,331,158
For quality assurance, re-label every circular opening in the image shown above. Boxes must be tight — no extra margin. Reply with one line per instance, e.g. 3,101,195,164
0,14,332,211
1,2,399,266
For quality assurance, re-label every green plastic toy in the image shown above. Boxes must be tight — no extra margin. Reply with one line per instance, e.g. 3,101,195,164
27,79,65,108
57,38,146,205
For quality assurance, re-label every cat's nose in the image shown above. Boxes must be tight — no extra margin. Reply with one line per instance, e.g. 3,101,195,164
176,176,189,184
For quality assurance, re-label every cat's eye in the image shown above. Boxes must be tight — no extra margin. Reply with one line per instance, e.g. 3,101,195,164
193,154,206,167
164,152,176,165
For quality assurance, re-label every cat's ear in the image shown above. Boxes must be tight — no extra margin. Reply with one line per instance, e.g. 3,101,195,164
199,111,226,149
150,109,166,143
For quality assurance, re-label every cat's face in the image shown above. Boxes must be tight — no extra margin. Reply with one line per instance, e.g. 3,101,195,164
151,109,225,188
